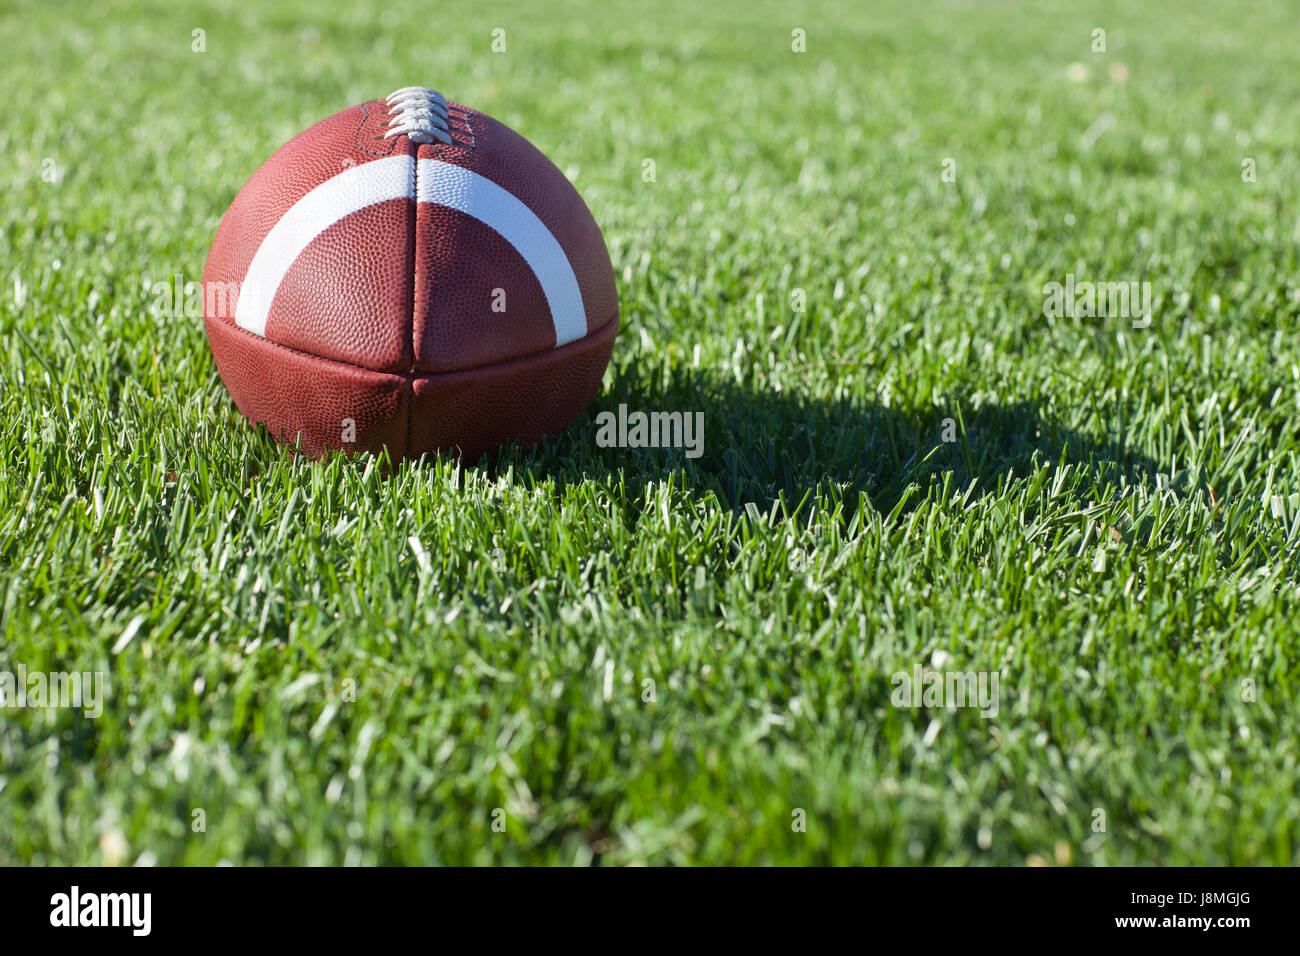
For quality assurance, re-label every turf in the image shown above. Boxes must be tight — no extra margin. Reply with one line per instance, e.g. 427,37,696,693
2,0,1299,865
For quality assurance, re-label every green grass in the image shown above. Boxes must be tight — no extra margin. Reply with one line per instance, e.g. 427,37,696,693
2,0,1299,865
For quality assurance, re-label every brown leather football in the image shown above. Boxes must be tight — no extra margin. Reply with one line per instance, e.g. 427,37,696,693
202,86,619,461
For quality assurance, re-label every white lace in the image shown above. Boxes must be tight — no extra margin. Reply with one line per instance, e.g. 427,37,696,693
384,87,452,145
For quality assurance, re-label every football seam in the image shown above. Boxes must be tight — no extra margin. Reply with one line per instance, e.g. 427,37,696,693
405,143,419,455
210,309,618,385
209,309,617,456
353,101,399,158
208,299,616,378
431,106,478,160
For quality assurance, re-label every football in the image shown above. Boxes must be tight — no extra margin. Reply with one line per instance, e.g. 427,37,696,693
202,86,619,461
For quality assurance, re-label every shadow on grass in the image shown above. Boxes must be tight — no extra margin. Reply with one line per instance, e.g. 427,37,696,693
500,367,1162,519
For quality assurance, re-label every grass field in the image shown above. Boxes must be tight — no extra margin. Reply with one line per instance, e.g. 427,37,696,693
2,0,1299,865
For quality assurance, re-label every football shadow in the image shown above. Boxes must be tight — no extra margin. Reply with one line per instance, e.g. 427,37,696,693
496,367,1164,520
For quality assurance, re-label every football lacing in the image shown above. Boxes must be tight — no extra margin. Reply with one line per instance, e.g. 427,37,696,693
384,87,452,145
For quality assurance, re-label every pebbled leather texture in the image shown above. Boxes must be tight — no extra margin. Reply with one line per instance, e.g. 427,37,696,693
409,315,618,460
411,108,618,370
205,314,411,458
202,93,619,461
